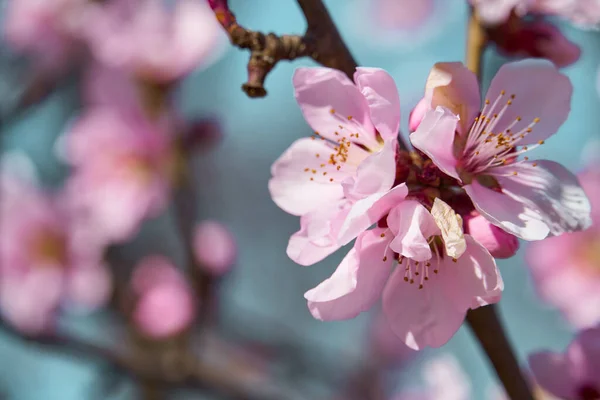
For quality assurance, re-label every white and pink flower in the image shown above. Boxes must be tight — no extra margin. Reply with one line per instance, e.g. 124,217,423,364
62,107,176,244
0,157,111,334
306,198,502,350
526,164,600,328
411,59,591,241
269,67,404,266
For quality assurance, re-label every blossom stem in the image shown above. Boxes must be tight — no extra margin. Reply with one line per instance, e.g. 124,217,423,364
466,306,535,400
466,8,488,80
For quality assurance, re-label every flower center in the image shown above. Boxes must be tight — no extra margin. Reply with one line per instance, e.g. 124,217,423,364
397,236,454,290
460,90,544,175
303,109,379,183
31,229,68,267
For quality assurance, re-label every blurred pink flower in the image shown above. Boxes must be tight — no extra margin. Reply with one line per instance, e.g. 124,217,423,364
62,107,176,243
193,221,237,277
3,0,87,71
374,0,434,30
306,199,502,350
83,0,224,83
464,211,519,258
411,60,591,241
269,67,404,266
131,256,195,338
490,19,581,68
0,162,111,334
529,326,600,400
526,165,600,328
472,0,600,27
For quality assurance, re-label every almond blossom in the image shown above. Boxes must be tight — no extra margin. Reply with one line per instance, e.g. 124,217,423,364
82,0,224,83
62,107,177,244
529,326,600,400
526,164,600,328
3,0,88,72
410,59,591,241
0,156,111,334
269,67,405,266
305,198,502,350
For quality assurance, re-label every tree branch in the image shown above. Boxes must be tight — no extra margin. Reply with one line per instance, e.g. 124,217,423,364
466,9,488,80
209,0,357,97
466,306,534,400
0,319,303,400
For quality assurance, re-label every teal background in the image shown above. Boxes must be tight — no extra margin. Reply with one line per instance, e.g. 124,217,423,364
1,0,599,398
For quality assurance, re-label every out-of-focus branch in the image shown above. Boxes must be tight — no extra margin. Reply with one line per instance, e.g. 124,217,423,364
208,0,357,97
466,9,488,80
466,306,534,400
0,319,303,400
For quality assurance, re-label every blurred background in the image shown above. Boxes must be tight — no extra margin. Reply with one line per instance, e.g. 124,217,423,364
0,0,599,399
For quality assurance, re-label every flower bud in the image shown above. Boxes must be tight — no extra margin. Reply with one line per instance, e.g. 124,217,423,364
131,256,195,339
463,212,519,258
193,221,237,276
408,98,429,132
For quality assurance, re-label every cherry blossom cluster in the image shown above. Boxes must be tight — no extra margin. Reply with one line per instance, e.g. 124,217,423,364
0,0,236,337
269,60,591,350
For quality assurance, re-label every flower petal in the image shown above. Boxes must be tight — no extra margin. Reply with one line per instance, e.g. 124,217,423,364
484,59,572,145
354,68,401,141
305,228,393,320
529,352,577,400
430,198,466,259
269,138,346,216
410,106,461,180
387,200,438,262
286,202,350,266
342,138,397,201
424,62,480,134
293,67,378,149
382,263,466,350
445,235,503,308
491,160,592,237
338,183,409,246
464,180,550,241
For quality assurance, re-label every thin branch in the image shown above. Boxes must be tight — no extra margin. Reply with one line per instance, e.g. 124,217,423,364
209,0,357,97
0,319,304,400
466,306,534,400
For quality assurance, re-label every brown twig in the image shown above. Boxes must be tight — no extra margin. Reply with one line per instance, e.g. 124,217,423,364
209,0,357,97
466,306,535,400
0,319,303,400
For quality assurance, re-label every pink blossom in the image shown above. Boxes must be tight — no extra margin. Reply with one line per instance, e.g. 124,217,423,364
472,0,600,27
305,199,502,350
131,256,195,338
62,107,175,244
410,60,591,241
83,0,224,83
193,221,237,276
269,67,405,266
529,326,600,400
373,0,435,30
489,19,581,68
526,165,600,328
3,0,87,71
464,211,519,258
0,160,111,334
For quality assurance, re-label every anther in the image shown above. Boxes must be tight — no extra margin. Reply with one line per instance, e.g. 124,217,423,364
330,108,335,114
380,233,386,238
533,117,540,123
383,256,388,262
347,116,353,120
